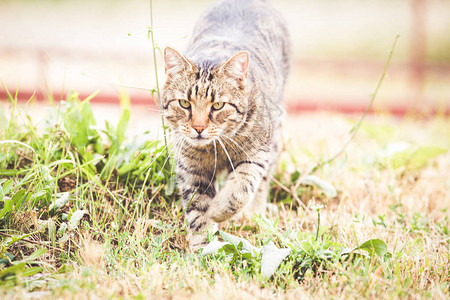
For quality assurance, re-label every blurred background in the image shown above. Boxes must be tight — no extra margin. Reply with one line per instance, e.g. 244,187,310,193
0,0,449,115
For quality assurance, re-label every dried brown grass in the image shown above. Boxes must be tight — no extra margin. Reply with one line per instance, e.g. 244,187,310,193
1,113,448,299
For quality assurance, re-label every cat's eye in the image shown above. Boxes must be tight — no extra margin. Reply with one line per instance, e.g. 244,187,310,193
179,99,191,109
212,101,225,110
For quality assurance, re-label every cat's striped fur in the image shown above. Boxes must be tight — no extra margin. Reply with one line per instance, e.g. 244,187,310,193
161,0,291,250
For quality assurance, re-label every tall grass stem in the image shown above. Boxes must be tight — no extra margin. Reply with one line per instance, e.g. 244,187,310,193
293,34,400,192
149,0,169,153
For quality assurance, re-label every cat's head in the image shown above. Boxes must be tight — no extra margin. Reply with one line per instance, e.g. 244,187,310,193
161,47,250,147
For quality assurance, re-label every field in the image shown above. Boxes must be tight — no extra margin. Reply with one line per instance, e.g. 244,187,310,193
1,0,450,297
0,88,449,299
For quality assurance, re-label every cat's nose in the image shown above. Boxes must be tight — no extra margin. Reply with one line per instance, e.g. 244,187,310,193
193,126,205,134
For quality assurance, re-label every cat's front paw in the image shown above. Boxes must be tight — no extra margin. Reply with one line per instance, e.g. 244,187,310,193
186,210,212,232
187,223,218,252
188,233,208,252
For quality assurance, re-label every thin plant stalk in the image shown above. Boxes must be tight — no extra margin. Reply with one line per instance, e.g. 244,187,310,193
149,0,169,152
315,209,320,241
293,34,400,192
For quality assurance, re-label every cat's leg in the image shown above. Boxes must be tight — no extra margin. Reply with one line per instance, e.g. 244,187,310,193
249,172,271,215
255,139,282,216
231,172,269,223
236,162,280,223
177,160,217,251
183,188,217,251
229,141,281,222
252,136,282,217
207,159,267,223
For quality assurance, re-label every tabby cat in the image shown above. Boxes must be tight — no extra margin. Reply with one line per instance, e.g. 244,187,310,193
161,0,291,250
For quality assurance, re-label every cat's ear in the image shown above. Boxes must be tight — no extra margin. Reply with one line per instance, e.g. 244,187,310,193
219,51,250,85
164,47,193,76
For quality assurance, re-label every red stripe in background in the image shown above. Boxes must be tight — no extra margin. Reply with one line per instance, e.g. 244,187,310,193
0,89,448,116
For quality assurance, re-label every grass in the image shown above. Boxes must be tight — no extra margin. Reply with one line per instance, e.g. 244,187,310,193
0,86,449,299
0,0,449,296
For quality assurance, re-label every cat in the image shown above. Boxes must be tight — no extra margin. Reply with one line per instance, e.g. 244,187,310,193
161,0,291,250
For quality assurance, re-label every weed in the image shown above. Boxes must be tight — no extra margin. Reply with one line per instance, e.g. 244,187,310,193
1,90,449,298
0,22,448,300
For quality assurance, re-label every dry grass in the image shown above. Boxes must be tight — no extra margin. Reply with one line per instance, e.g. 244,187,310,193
0,104,449,299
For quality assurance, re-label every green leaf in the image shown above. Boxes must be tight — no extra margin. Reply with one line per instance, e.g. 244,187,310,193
261,241,291,278
0,198,13,221
355,239,388,257
165,175,176,196
0,253,14,267
219,231,261,257
49,192,70,213
116,108,130,145
68,209,88,231
29,189,51,205
63,95,98,151
48,218,56,248
23,248,47,262
4,232,37,248
361,122,395,144
20,266,43,278
0,140,36,154
57,264,74,274
100,155,117,181
0,179,13,196
82,89,100,103
12,190,27,209
300,175,337,198
0,264,43,284
201,237,230,256
0,170,19,176
379,141,410,158
57,222,68,237
220,243,240,256
391,146,447,170
0,263,26,283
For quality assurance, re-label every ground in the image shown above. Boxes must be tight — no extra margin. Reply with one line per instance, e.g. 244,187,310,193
1,0,449,298
0,95,448,299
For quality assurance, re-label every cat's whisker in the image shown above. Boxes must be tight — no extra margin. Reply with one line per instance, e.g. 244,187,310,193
221,136,239,155
221,136,255,169
172,134,185,151
156,133,173,143
164,124,176,131
138,140,173,177
124,137,164,170
205,139,218,192
143,106,162,113
156,129,177,141
160,123,176,132
172,137,186,178
159,138,180,176
217,137,240,184
222,134,254,162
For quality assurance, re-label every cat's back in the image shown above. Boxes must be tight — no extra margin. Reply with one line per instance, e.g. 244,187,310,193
186,0,291,79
